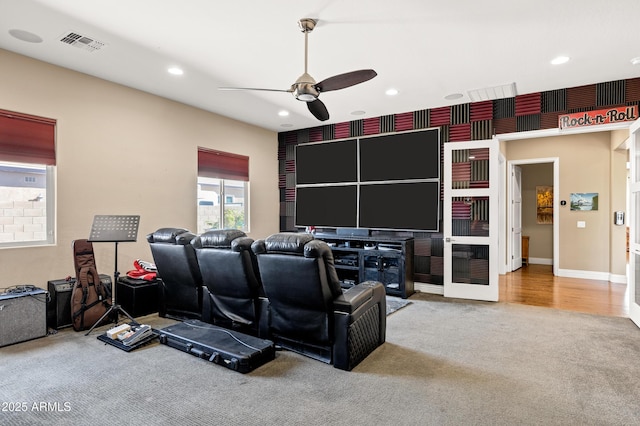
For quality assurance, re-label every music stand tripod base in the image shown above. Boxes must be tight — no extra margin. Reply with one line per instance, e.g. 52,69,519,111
85,215,141,336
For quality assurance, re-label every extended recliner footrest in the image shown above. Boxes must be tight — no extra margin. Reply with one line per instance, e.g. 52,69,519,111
158,319,275,373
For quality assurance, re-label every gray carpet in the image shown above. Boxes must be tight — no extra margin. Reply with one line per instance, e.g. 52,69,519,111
2,293,640,426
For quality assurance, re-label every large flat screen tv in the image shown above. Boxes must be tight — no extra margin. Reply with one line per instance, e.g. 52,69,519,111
359,129,440,182
358,181,440,231
295,139,358,184
294,128,440,232
295,185,358,228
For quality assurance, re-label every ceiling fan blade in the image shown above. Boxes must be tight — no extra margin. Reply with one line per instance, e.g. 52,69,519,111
218,87,292,93
315,69,377,92
307,99,329,121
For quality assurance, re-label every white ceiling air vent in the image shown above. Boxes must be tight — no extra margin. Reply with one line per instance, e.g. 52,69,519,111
468,82,517,102
59,31,107,52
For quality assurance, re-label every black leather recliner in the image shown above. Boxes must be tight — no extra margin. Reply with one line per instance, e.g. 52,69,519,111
252,232,386,371
191,229,264,335
146,227,202,320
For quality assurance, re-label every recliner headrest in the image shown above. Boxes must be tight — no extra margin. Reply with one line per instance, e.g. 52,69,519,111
146,227,194,245
251,233,342,298
261,232,314,254
197,229,247,248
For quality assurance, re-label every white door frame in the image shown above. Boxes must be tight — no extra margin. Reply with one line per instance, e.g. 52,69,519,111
498,153,507,275
628,118,640,328
511,165,523,271
506,158,559,276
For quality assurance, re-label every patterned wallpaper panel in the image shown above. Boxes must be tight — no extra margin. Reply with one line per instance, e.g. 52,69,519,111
278,77,640,286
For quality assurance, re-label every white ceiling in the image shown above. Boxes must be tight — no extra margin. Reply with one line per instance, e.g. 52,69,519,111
2,0,640,132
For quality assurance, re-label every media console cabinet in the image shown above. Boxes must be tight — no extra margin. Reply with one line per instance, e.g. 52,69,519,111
315,234,414,299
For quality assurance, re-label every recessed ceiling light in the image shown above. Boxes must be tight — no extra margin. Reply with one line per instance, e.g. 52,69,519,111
351,110,366,115
167,67,184,75
385,88,399,96
278,110,289,117
281,123,293,128
550,56,570,65
9,29,43,43
631,57,640,65
444,93,463,100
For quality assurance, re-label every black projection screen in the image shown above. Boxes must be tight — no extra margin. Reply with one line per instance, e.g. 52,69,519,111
359,130,440,181
358,181,440,231
295,185,358,228
295,139,358,184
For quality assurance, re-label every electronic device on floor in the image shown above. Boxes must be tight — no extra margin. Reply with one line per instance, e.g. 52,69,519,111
0,287,47,347
97,323,158,352
158,319,275,373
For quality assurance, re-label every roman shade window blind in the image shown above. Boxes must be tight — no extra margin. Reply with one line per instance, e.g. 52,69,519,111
197,148,248,181
0,109,56,165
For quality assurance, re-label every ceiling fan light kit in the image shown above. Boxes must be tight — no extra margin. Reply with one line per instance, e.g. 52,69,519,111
220,18,377,122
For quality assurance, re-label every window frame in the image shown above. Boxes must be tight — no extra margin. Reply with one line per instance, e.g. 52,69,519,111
197,176,249,233
196,147,250,234
0,161,56,248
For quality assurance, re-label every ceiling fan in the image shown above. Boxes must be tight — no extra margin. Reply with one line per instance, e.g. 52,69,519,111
219,18,377,122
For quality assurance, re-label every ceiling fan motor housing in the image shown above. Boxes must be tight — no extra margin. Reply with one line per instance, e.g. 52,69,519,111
292,72,319,101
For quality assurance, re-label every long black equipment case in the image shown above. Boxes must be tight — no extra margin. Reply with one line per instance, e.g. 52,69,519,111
158,319,275,373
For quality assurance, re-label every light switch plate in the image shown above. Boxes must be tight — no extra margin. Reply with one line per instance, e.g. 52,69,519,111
577,221,586,228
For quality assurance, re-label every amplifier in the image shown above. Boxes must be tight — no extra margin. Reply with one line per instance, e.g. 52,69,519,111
47,274,112,330
47,277,75,330
0,287,48,347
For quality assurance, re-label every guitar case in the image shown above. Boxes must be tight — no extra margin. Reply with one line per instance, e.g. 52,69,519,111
158,319,275,373
71,239,112,331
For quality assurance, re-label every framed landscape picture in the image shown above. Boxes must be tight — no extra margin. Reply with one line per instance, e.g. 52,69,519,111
570,193,598,211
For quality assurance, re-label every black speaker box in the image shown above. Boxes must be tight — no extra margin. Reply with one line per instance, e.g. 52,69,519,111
47,277,75,330
47,274,112,330
0,287,48,347
117,277,159,318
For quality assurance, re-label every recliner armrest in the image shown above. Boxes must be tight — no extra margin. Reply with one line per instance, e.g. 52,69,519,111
334,281,385,314
232,236,254,252
332,280,386,371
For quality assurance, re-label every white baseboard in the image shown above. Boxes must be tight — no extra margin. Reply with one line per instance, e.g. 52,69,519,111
557,268,627,284
414,282,443,295
529,257,553,265
609,274,627,284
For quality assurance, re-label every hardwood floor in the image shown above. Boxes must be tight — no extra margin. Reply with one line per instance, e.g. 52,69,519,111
500,264,629,317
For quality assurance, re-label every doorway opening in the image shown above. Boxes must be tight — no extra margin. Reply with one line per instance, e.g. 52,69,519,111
507,158,559,276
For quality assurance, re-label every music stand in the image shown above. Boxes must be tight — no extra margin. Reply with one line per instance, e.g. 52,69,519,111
85,215,140,336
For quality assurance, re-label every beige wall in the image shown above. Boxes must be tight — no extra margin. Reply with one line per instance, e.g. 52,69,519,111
610,132,628,276
0,49,280,287
506,131,626,275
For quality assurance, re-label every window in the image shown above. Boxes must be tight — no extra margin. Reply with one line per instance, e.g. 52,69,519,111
0,110,56,247
197,148,249,234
